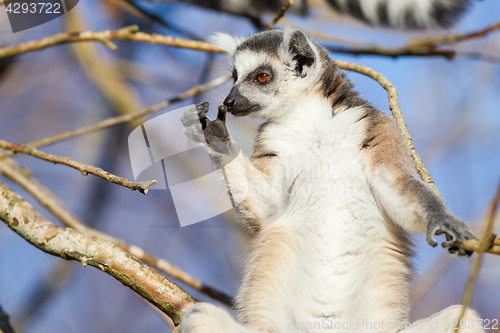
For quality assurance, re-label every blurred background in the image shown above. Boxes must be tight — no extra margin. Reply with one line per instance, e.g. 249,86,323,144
0,0,499,332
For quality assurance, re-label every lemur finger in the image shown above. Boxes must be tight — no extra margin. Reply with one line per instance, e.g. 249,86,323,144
200,117,208,130
197,101,209,112
426,230,438,247
217,105,227,122
180,102,209,127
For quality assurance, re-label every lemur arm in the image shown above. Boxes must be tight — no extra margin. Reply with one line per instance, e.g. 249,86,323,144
361,111,475,256
181,102,277,234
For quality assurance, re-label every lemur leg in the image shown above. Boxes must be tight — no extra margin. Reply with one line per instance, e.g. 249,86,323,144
398,305,484,333
181,102,277,233
181,303,256,333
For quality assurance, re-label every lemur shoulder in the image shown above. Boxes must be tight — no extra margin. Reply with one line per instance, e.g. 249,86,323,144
180,28,483,333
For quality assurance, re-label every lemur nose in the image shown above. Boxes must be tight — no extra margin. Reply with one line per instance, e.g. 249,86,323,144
223,97,235,108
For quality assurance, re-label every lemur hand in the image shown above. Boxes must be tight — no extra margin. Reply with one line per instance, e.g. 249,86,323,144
181,102,234,154
426,219,476,256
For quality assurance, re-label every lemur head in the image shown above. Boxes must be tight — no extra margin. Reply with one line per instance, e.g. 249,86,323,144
210,28,327,120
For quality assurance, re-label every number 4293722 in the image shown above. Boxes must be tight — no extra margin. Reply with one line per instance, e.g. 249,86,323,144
6,2,61,14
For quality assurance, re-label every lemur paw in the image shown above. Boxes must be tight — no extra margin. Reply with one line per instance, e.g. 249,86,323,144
426,219,476,256
181,303,235,333
181,102,234,154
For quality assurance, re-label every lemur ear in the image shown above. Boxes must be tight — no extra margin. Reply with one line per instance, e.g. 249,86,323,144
281,28,317,77
208,32,245,56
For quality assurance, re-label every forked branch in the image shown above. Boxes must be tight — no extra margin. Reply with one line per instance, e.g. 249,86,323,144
0,139,156,194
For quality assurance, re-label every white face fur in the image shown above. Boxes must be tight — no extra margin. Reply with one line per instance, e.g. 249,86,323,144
209,29,325,121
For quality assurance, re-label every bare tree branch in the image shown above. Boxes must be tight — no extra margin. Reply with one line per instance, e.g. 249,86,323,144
267,0,294,29
0,180,197,325
314,21,500,61
0,139,157,194
0,25,140,59
0,157,233,306
1,21,499,62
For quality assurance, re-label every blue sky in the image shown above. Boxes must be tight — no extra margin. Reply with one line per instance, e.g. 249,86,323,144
0,0,499,331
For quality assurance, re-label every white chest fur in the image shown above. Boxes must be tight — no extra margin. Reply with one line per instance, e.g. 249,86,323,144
237,99,412,332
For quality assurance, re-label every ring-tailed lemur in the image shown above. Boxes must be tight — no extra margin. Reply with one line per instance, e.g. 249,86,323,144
180,28,483,333
175,0,472,29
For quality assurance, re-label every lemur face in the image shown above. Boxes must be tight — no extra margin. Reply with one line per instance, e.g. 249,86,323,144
210,29,323,120
223,51,282,117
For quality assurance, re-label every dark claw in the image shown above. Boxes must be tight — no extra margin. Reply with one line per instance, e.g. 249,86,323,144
217,105,227,122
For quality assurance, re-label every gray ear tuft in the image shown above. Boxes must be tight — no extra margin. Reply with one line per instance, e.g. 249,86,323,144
280,27,317,77
208,32,245,56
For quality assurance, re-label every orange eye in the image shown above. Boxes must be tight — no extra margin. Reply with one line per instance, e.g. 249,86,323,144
256,73,270,83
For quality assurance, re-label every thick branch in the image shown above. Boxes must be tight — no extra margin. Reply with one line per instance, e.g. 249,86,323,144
0,157,233,306
0,139,156,194
0,180,197,325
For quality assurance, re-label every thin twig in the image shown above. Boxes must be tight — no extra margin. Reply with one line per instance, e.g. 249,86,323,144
0,74,231,158
0,26,223,61
267,0,294,29
0,157,233,306
1,22,498,62
458,179,500,329
334,60,440,194
460,237,500,255
324,21,500,61
0,25,140,59
0,180,197,325
411,21,500,47
326,45,456,60
124,32,223,52
0,139,157,194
